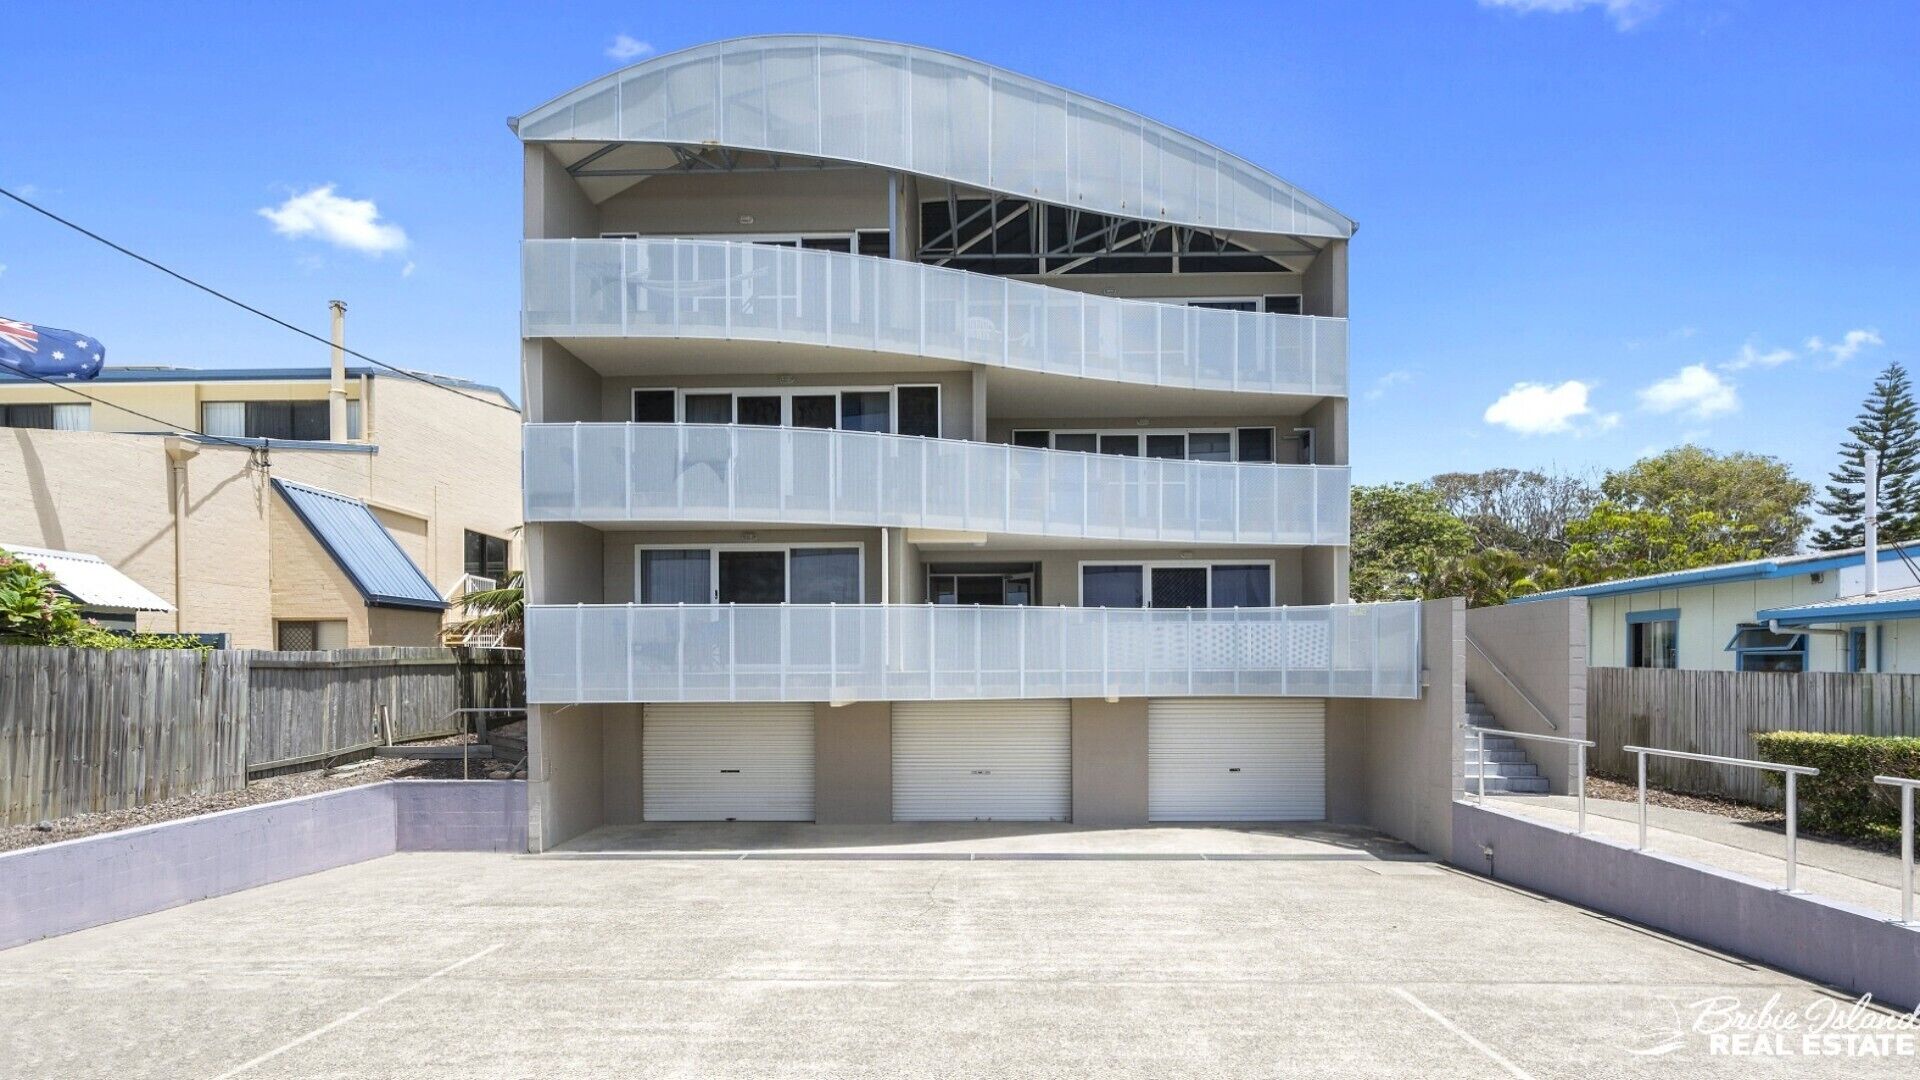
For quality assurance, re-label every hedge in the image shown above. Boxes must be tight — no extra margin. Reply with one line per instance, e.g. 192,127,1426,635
1753,732,1920,843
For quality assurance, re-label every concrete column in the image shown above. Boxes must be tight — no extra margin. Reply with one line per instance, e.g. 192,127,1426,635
1070,698,1148,826
527,703,606,851
815,702,892,824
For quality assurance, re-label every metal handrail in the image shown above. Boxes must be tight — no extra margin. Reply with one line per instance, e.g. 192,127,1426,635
1873,775,1918,925
1623,745,1819,892
441,707,529,780
1463,633,1559,732
1463,724,1596,831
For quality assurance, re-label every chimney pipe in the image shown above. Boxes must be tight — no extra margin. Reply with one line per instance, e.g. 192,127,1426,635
1865,449,1880,598
328,300,348,442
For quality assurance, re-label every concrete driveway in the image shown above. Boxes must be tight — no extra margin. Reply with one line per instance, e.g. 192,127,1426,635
1,827,1912,1078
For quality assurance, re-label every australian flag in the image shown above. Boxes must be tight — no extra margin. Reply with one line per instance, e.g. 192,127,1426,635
0,318,105,379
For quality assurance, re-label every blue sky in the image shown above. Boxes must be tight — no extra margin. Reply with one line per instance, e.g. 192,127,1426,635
4,0,1915,488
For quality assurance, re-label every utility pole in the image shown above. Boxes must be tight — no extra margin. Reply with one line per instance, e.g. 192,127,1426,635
328,300,348,442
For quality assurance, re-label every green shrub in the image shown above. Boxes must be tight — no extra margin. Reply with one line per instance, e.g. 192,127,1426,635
1753,731,1920,843
0,548,207,650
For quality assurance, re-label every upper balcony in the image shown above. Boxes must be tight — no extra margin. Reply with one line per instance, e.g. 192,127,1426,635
523,238,1347,399
525,422,1349,546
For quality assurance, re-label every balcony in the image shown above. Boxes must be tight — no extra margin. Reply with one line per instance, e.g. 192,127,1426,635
525,601,1421,704
523,239,1347,398
525,423,1349,545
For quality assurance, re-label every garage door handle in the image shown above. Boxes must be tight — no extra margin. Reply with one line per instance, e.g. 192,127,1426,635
971,769,992,775
719,769,741,774
1228,767,1241,773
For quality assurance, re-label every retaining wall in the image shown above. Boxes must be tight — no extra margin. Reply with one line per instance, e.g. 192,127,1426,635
0,780,525,950
1451,799,1920,1011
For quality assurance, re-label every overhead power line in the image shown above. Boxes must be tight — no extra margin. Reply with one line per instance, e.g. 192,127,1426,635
0,185,519,415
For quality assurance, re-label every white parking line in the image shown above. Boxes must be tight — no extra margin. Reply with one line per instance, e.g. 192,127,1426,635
208,942,505,1079
1390,986,1537,1080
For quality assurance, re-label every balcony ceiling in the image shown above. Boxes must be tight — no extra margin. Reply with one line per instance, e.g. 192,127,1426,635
514,35,1352,240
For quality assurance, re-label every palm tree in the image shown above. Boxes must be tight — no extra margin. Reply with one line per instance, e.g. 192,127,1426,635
449,570,524,648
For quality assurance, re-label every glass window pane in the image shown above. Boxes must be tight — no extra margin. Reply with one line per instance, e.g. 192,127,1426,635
1100,434,1140,456
245,402,293,439
1005,576,1033,606
1012,430,1050,449
641,549,712,604
292,402,329,440
1150,567,1209,608
840,391,890,432
956,576,1004,605
1263,295,1303,315
1189,299,1256,312
719,550,786,603
789,548,860,603
1236,427,1275,463
2,404,54,429
897,386,940,438
736,395,782,426
1209,565,1271,608
1053,433,1096,453
800,236,853,252
1082,565,1144,608
930,575,958,604
1189,432,1231,461
345,400,362,439
856,229,891,258
202,402,246,437
792,394,836,429
632,389,675,423
1145,434,1185,460
684,394,731,424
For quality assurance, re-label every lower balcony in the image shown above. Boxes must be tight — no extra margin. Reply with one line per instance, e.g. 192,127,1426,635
525,423,1349,545
525,601,1421,704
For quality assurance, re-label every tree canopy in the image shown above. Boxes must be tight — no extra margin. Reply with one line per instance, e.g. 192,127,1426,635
1813,361,1920,550
1600,445,1812,556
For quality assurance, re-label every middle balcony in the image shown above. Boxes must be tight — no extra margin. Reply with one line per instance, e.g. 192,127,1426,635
525,423,1350,546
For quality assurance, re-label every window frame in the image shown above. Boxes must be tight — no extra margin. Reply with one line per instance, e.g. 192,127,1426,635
1725,622,1810,673
659,384,937,436
1008,426,1257,462
1076,559,1276,609
634,542,865,605
1624,608,1680,669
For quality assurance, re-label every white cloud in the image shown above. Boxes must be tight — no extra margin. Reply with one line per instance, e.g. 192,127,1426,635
402,260,416,278
1478,0,1662,30
1638,364,1739,420
1483,380,1609,436
1804,328,1884,366
1721,341,1795,371
1364,370,1414,401
258,184,408,256
606,34,653,61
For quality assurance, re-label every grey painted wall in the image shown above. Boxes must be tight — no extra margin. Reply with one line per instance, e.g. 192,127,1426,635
1452,800,1920,1011
0,781,525,950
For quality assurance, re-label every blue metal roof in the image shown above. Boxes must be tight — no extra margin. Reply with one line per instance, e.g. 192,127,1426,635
272,479,446,611
0,365,518,409
1509,544,1920,604
1758,585,1920,626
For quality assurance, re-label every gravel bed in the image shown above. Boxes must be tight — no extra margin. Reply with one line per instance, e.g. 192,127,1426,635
0,737,523,853
1586,773,1783,823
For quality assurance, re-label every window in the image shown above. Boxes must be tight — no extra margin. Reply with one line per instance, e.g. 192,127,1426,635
1011,429,1051,450
0,403,88,430
1625,610,1678,669
463,531,509,582
635,545,863,604
632,389,675,423
928,565,1039,606
839,391,890,433
1236,428,1276,464
201,401,331,440
1848,627,1869,673
1080,562,1274,609
276,620,347,651
345,400,362,440
1263,295,1304,315
1726,624,1808,673
1013,427,1263,463
855,229,891,258
897,386,940,438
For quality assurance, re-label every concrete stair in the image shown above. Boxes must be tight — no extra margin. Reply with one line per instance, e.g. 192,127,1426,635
1463,689,1551,794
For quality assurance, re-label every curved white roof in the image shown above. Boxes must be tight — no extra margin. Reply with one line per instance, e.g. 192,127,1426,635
513,35,1352,240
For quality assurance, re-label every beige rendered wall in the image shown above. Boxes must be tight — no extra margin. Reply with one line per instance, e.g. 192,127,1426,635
1465,598,1587,792
1070,697,1148,826
1325,598,1464,856
528,703,608,852
815,702,892,825
594,168,892,238
602,706,645,826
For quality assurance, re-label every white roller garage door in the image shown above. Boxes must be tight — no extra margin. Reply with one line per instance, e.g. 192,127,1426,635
643,704,814,821
1148,699,1325,822
892,701,1071,821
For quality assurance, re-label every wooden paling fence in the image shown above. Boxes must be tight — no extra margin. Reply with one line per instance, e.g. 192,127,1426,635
0,646,523,826
1587,667,1920,805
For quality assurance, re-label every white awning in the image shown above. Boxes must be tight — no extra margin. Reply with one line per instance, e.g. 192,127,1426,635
2,543,174,613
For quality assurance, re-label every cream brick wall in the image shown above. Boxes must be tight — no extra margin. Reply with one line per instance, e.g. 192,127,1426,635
0,372,521,648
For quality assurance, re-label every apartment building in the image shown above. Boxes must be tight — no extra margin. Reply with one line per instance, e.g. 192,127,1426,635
515,36,1425,848
0,366,521,648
